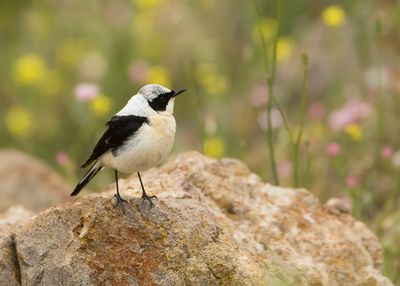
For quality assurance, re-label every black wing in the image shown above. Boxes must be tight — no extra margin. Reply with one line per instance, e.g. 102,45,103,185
81,115,149,168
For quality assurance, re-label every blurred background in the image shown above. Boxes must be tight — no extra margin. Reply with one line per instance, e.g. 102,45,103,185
0,0,399,282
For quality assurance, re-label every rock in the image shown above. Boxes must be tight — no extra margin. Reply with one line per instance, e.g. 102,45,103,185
0,234,20,286
0,149,71,213
0,206,35,286
0,205,35,229
9,152,392,285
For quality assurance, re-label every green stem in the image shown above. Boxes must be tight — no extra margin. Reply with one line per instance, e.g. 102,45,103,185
269,0,294,147
268,0,282,86
254,1,269,72
254,0,279,185
293,53,309,187
266,86,279,185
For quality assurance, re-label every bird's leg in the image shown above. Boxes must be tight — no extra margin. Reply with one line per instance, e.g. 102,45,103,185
113,170,129,213
137,171,158,208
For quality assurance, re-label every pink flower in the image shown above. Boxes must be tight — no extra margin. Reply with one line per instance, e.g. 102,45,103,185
56,151,71,166
346,175,359,188
380,146,393,159
328,99,373,131
128,60,149,84
326,142,341,157
74,83,99,102
249,84,268,107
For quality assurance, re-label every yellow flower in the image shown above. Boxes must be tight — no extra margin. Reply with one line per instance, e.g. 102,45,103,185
89,95,111,117
195,63,227,94
252,17,277,44
148,66,171,87
321,5,346,27
5,106,33,137
135,0,165,10
13,54,47,86
345,123,362,141
203,137,224,158
276,37,294,62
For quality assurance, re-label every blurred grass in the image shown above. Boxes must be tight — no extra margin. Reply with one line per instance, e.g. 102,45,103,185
0,0,400,282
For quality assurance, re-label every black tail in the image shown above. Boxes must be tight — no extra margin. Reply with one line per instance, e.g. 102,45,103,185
71,163,103,196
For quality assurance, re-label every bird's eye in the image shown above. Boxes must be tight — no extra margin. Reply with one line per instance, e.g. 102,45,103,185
160,96,167,102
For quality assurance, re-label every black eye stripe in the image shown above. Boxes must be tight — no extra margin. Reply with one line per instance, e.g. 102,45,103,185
148,92,173,111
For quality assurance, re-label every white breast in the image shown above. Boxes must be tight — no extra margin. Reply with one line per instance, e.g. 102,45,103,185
100,114,176,174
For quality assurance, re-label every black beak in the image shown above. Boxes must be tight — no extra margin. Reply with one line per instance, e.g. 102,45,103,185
172,89,186,97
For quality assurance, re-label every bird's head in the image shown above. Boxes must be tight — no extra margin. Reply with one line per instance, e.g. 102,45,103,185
138,84,186,114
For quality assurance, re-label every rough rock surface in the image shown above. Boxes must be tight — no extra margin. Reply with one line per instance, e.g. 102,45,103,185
6,152,393,285
0,206,35,286
0,149,71,213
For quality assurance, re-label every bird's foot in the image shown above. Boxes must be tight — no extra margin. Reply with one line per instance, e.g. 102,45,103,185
141,192,158,209
113,193,130,214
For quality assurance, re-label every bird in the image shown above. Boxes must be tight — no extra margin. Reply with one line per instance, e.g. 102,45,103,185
71,84,186,211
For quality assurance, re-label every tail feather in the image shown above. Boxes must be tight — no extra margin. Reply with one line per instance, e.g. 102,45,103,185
71,162,103,196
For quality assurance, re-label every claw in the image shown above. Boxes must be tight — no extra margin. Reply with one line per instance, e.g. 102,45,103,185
141,194,158,208
137,171,157,209
113,194,130,214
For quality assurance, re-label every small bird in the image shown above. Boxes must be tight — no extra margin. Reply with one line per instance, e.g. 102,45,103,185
71,84,186,210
